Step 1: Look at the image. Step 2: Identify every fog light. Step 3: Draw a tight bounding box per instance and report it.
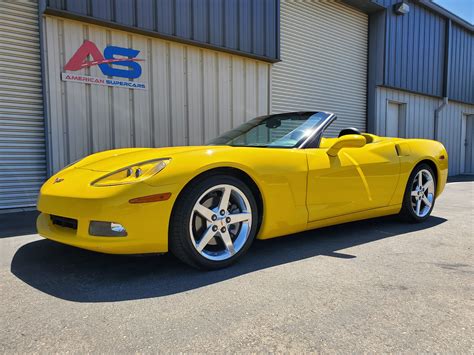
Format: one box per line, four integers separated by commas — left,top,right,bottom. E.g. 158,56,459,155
89,221,127,237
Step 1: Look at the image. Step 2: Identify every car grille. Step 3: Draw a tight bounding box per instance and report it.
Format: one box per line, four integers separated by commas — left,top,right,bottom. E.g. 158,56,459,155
50,215,78,230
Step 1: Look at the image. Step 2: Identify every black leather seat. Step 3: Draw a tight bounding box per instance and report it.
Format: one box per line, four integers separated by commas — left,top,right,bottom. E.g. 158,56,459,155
338,127,361,137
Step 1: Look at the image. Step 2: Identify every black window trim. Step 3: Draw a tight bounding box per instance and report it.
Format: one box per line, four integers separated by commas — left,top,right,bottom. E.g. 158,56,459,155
298,113,337,149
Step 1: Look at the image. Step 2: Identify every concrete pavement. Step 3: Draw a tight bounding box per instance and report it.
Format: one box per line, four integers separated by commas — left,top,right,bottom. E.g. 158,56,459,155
0,180,473,352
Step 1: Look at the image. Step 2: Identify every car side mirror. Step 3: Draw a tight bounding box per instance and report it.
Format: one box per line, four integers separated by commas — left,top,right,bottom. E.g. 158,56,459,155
326,135,366,157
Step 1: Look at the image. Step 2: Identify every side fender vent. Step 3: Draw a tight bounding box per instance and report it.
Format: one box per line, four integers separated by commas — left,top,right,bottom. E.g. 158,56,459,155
395,144,401,156
395,143,411,157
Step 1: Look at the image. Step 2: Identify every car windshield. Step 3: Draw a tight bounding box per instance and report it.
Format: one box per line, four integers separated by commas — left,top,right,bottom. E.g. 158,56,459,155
208,112,331,148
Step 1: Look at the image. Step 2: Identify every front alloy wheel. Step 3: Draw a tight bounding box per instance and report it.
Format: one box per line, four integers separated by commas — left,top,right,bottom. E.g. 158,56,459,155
189,184,252,261
170,175,258,269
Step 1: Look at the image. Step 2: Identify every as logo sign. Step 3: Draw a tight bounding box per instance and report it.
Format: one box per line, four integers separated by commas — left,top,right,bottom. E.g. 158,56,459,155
64,40,143,79
61,40,146,90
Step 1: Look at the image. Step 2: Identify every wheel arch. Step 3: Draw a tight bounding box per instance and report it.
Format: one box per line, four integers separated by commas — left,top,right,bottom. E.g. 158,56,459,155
404,139,448,197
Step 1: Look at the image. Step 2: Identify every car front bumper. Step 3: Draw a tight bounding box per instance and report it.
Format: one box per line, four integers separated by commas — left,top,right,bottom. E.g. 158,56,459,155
36,170,180,254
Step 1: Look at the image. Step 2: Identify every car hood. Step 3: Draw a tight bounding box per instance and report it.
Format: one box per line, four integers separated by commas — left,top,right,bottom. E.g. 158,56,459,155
75,146,219,172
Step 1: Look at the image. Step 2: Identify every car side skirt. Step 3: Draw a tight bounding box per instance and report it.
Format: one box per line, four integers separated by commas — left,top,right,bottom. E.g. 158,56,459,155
257,204,402,240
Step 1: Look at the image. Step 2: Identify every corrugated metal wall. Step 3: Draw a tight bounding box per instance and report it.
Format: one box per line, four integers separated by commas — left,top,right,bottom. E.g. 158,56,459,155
0,0,46,209
448,23,474,104
375,87,474,175
43,16,271,173
367,9,385,134
369,1,473,105
272,0,368,137
44,0,280,62
384,2,446,98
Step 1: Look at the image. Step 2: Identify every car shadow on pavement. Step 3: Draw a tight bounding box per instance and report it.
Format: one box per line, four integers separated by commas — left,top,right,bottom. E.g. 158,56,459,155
11,215,446,303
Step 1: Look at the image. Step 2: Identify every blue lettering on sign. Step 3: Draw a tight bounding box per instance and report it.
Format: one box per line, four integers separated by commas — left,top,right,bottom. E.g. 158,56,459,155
101,46,143,79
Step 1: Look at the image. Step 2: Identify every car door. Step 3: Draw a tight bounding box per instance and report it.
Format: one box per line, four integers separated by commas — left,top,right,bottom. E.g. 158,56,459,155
305,138,400,222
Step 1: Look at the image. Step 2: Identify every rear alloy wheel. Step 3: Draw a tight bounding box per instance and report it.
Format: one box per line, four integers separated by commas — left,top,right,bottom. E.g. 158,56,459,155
170,175,258,269
400,164,436,222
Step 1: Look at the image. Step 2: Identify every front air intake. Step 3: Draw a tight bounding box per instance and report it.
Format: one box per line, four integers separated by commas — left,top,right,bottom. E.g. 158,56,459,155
50,215,78,230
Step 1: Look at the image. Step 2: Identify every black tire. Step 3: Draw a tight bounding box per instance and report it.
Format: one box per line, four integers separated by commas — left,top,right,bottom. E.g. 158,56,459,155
169,174,259,270
399,163,437,223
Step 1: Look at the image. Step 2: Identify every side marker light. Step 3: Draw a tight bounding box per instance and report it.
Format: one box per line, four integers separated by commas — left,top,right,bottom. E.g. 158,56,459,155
129,193,172,204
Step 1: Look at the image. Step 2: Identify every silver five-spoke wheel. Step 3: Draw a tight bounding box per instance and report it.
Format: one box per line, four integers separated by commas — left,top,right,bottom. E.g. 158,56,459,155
189,184,252,261
410,169,435,218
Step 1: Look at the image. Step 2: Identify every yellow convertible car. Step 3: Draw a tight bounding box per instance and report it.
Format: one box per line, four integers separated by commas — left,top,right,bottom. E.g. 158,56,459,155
37,112,448,269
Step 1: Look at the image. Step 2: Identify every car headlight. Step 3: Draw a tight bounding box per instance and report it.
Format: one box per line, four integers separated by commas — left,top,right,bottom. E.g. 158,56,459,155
91,159,170,187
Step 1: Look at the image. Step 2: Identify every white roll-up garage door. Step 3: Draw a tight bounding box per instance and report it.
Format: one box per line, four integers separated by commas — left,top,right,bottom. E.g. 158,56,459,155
272,0,368,137
0,0,46,210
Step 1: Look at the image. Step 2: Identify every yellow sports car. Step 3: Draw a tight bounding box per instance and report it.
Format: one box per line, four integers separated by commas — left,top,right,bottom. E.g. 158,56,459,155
37,112,448,269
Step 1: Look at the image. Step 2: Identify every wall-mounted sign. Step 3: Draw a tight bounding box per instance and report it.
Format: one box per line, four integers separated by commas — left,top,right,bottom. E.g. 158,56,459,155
61,40,146,90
